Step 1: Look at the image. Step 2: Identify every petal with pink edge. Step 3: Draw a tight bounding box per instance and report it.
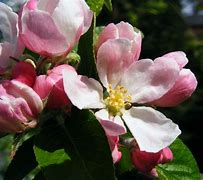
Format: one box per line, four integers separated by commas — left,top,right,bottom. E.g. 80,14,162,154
95,23,118,51
97,39,135,88
122,107,181,152
52,0,83,44
33,75,53,100
20,10,67,56
151,69,197,107
9,80,43,115
95,109,126,136
63,69,105,109
163,51,188,69
116,21,142,61
121,58,179,104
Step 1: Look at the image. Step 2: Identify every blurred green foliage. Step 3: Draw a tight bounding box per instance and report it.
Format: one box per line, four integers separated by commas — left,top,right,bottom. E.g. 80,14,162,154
0,135,13,179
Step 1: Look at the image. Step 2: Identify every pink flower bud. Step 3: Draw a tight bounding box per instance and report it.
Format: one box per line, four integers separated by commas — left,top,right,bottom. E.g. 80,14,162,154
34,65,74,109
96,21,142,61
0,80,43,133
11,61,36,87
151,52,197,107
0,3,24,73
158,147,173,164
19,0,93,57
131,147,173,174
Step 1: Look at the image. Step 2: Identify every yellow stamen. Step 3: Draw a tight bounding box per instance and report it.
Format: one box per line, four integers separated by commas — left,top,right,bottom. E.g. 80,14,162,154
105,85,132,116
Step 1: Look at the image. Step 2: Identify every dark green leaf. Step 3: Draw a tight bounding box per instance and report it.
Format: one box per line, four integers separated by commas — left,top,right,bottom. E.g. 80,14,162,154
78,15,97,78
4,137,38,180
33,171,46,180
104,0,112,11
116,146,133,175
86,0,104,15
34,108,116,180
156,138,200,180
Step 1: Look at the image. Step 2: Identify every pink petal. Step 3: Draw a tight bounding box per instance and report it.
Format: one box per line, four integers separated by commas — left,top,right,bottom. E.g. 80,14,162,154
37,0,59,14
131,146,173,173
0,42,15,69
158,147,173,164
63,68,105,109
0,3,18,43
95,109,126,136
116,21,142,61
0,80,43,133
107,135,122,163
46,65,73,109
95,23,118,52
121,58,180,103
97,39,135,88
151,69,197,107
20,9,68,56
122,107,181,152
12,62,36,87
0,3,24,70
52,0,93,44
131,148,161,173
96,22,142,61
33,75,53,100
10,80,43,115
163,51,188,69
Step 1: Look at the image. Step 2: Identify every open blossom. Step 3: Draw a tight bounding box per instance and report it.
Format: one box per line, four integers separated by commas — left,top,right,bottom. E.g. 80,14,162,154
19,0,93,57
34,65,74,109
0,80,43,133
131,147,173,176
63,37,182,152
0,2,24,73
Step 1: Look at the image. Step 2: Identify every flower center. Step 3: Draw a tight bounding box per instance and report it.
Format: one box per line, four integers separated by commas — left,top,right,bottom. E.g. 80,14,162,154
105,85,132,116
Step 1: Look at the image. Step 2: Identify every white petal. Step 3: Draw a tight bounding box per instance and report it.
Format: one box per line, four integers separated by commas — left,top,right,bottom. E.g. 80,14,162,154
95,109,126,136
121,58,179,103
97,39,135,88
0,2,18,43
122,107,181,152
52,0,93,45
63,68,105,109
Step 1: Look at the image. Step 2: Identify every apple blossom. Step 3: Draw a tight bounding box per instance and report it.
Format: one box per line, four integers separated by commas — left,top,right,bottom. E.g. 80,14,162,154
0,80,43,133
34,64,74,109
63,38,182,153
151,51,197,107
0,2,24,73
19,0,93,57
95,21,142,61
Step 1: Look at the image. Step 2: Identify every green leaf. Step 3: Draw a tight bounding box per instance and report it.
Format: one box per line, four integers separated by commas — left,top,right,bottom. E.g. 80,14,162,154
34,108,116,180
34,148,71,167
78,15,98,79
116,146,134,175
156,138,200,180
104,0,112,11
86,0,104,15
4,137,38,180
